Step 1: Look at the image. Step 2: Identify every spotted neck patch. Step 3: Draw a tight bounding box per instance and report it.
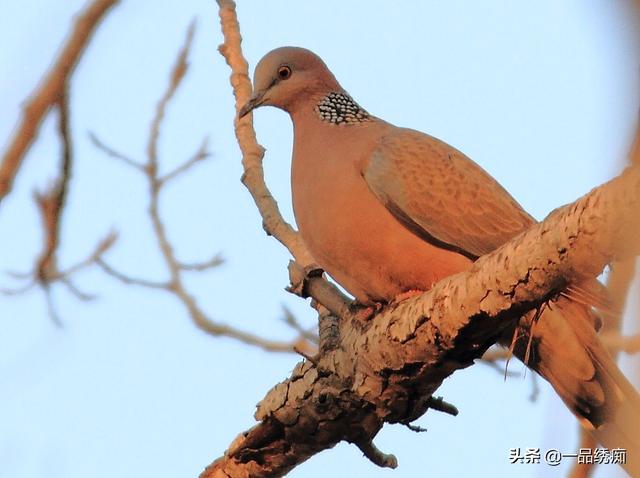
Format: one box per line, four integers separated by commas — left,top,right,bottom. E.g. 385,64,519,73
315,92,371,124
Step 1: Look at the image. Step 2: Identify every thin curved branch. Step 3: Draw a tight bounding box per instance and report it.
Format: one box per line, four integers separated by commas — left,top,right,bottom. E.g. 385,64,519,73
216,0,314,266
0,0,119,205
93,22,310,355
33,84,72,284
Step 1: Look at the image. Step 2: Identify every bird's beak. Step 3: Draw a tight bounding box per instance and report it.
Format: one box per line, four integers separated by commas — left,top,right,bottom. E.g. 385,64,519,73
238,90,268,118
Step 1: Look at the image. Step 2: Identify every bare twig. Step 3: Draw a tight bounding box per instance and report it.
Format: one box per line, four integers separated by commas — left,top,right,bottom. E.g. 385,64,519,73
282,305,319,344
2,233,115,293
57,233,117,277
93,22,308,354
44,288,62,327
159,137,211,185
293,345,319,366
216,0,314,266
96,258,169,289
59,276,96,301
0,281,35,296
427,396,459,416
88,132,144,171
34,84,72,284
404,423,428,433
144,23,195,287
2,82,115,322
0,0,119,205
148,20,195,178
354,439,398,469
178,254,224,272
1,232,116,317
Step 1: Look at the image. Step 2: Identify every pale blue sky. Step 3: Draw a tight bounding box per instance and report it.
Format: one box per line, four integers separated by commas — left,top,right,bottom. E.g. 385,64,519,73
0,1,638,477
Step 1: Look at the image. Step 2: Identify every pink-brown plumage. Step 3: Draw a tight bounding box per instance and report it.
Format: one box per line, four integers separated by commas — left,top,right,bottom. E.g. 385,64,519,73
240,47,640,445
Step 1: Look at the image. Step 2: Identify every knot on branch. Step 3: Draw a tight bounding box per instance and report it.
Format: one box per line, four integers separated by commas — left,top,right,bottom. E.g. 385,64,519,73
286,260,324,298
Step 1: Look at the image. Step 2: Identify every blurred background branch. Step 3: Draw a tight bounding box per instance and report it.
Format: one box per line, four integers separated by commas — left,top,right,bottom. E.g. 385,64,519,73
0,0,119,205
0,14,118,322
92,21,313,354
569,122,640,478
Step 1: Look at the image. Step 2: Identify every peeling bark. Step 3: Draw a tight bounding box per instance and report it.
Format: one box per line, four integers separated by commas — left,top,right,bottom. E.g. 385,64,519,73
202,161,639,477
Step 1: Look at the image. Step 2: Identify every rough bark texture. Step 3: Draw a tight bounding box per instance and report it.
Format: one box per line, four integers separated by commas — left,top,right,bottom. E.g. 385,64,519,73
210,2,640,476
202,162,639,477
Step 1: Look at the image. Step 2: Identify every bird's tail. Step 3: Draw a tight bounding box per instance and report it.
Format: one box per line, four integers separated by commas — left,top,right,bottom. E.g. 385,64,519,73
504,296,640,477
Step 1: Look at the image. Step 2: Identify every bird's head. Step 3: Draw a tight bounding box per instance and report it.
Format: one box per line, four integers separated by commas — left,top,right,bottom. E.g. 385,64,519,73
239,47,341,117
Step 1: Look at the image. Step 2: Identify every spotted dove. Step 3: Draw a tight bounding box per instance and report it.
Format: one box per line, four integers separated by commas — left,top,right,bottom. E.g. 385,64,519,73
239,47,640,465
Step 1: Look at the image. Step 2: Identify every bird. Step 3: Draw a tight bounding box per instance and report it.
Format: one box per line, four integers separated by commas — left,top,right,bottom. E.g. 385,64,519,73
239,46,640,471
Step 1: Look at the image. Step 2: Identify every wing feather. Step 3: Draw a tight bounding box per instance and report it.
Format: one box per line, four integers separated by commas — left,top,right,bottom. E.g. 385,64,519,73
364,127,534,258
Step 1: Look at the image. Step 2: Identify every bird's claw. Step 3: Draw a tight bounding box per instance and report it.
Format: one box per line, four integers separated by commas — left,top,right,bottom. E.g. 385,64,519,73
349,301,383,321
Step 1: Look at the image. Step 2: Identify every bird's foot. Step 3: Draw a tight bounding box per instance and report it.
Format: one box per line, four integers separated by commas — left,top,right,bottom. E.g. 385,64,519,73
349,301,383,321
391,289,425,304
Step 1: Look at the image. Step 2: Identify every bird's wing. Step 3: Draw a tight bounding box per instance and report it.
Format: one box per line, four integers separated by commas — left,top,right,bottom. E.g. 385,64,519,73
363,127,534,259
363,127,615,315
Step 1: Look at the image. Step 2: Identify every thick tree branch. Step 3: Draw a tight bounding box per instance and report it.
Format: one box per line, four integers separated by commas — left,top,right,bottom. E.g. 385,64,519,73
0,0,119,206
203,163,640,477
210,2,640,476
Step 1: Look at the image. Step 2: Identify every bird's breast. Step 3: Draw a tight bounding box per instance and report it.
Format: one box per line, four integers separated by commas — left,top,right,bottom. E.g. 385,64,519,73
290,120,472,304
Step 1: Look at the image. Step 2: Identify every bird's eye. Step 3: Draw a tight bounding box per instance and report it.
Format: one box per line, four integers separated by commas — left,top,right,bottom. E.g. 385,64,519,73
278,66,292,80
